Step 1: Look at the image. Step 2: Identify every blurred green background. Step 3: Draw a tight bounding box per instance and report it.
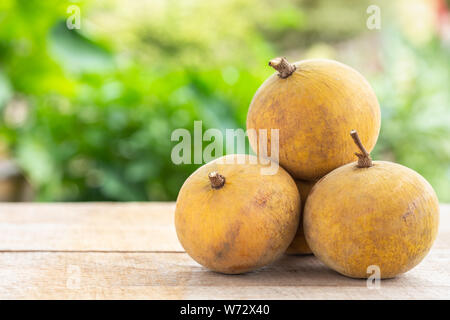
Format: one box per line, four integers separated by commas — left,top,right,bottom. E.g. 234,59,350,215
0,0,449,202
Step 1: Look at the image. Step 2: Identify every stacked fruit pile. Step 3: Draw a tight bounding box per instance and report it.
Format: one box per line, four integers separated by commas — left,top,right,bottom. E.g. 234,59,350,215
175,57,439,279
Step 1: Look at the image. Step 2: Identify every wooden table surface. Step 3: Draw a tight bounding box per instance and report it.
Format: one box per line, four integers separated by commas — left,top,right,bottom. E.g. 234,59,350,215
0,202,449,299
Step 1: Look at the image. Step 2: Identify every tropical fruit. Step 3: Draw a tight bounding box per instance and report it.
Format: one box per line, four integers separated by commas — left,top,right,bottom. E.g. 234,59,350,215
286,179,316,255
175,154,300,274
247,57,381,180
303,131,440,278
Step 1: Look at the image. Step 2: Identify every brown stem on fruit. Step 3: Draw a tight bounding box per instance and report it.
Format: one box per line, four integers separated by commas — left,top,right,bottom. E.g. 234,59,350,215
350,130,373,168
208,171,226,189
269,57,296,79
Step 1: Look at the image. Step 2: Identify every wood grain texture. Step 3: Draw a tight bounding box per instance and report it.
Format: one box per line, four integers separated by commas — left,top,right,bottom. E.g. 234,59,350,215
0,202,182,251
0,203,449,299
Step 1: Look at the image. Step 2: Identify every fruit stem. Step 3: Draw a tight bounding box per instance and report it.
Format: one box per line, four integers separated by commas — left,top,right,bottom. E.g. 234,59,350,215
269,57,296,79
350,130,373,168
208,171,226,189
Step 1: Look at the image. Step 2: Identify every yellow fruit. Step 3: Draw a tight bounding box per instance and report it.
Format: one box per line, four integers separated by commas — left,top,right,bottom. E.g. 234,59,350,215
304,131,440,278
286,179,316,255
175,154,300,274
246,57,381,180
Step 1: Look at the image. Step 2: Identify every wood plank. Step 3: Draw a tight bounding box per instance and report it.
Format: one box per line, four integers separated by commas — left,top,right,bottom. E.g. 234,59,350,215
0,203,449,299
0,202,182,252
1,249,449,299
0,203,449,252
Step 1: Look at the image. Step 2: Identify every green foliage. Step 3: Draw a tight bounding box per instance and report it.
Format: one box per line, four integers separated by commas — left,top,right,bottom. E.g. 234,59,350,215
0,0,449,202
0,0,276,201
371,31,450,201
